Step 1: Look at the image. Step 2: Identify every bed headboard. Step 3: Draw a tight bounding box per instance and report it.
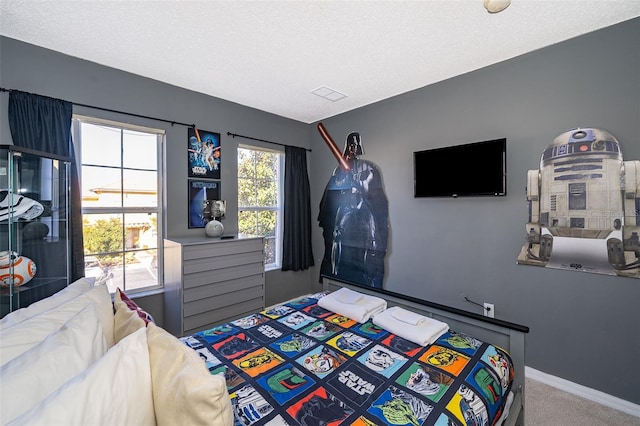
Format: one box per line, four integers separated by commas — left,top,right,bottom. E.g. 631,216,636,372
322,276,528,426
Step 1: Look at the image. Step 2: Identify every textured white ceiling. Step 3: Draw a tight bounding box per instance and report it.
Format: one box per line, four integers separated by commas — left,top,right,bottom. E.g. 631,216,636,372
1,1,639,123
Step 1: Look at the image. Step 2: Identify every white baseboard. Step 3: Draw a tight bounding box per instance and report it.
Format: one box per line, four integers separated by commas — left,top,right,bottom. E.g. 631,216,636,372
525,366,640,418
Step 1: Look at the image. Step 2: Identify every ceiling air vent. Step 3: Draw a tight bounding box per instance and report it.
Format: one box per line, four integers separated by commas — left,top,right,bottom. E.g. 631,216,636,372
311,86,347,102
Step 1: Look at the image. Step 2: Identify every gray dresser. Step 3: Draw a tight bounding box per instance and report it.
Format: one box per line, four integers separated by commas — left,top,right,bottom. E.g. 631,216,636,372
163,235,265,336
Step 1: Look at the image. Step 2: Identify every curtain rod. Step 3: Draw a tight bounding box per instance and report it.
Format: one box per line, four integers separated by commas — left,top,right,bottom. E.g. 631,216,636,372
1,88,313,152
0,87,196,128
227,131,312,152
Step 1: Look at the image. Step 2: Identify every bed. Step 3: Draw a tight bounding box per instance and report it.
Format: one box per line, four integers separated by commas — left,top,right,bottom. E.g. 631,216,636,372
322,277,528,426
0,276,527,426
178,276,528,426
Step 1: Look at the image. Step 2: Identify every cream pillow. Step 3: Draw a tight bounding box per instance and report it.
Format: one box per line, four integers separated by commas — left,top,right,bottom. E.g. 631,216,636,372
7,328,155,426
113,289,146,343
115,287,155,324
0,284,115,365
0,278,92,330
147,322,233,426
0,303,107,423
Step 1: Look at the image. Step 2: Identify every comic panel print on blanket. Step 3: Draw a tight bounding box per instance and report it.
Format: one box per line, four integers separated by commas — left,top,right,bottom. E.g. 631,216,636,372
179,292,515,426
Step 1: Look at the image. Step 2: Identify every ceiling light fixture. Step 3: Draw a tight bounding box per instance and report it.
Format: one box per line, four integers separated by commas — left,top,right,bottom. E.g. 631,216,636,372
311,86,347,102
484,0,511,13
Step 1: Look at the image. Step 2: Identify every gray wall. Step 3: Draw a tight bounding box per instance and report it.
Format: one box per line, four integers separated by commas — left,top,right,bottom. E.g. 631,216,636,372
0,36,313,324
1,17,638,404
309,18,640,404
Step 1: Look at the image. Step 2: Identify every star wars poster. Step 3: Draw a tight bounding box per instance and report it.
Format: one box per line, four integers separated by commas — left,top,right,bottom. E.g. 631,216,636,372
188,179,220,228
516,127,640,278
317,123,389,289
188,127,221,179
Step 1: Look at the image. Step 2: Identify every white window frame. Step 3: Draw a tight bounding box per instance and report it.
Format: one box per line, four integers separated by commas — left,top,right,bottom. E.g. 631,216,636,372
72,115,165,294
237,144,284,271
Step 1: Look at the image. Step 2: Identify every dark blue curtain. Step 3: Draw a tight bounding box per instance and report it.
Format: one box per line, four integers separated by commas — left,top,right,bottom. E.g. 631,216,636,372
8,91,85,280
282,145,314,271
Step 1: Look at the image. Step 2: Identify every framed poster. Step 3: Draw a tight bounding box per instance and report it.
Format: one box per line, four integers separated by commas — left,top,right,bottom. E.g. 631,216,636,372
188,127,221,179
188,179,221,228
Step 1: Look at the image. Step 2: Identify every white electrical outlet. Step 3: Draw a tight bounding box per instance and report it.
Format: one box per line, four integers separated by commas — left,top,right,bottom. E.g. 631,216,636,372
484,303,495,318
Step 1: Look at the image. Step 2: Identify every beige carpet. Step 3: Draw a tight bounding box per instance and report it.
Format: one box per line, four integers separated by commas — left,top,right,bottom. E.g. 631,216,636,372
525,377,640,425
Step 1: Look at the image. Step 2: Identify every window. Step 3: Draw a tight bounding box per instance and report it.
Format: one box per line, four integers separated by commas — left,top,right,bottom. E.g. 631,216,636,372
237,145,284,270
72,117,164,294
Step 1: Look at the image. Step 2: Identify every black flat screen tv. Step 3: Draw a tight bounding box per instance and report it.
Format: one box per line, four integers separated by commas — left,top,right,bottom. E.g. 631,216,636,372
414,138,506,198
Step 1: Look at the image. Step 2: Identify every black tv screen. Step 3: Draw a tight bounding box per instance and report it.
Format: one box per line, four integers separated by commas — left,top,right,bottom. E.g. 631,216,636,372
414,138,506,197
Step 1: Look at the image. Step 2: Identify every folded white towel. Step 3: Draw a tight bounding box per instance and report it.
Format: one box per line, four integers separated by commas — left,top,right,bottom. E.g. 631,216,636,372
335,288,363,304
391,308,427,326
318,288,387,323
373,306,449,346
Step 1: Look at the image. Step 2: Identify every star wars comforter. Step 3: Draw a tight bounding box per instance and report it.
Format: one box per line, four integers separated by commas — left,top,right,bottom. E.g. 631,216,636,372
180,292,515,426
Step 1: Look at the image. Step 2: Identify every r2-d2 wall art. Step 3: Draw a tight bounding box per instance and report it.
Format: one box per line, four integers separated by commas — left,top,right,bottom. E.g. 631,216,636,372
516,127,640,277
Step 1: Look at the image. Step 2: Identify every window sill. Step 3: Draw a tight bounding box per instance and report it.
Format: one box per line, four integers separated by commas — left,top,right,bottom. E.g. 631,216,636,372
125,287,164,299
265,264,280,272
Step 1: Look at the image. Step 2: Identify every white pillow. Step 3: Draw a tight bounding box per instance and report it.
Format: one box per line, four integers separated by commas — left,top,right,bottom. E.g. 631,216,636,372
7,327,155,426
78,284,115,348
0,303,108,423
0,284,115,365
0,278,92,330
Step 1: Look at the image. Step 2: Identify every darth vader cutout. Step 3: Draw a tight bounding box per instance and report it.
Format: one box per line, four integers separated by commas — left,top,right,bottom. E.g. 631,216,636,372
317,124,389,288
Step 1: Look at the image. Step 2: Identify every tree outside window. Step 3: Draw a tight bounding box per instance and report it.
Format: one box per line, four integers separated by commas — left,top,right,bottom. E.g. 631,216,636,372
73,118,163,293
237,145,283,269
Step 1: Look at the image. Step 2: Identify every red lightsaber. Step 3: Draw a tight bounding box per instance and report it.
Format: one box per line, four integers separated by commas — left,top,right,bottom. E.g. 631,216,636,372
317,122,350,171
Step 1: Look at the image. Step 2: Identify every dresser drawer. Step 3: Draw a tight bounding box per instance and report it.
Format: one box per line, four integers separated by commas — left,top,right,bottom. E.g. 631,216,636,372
163,236,265,336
